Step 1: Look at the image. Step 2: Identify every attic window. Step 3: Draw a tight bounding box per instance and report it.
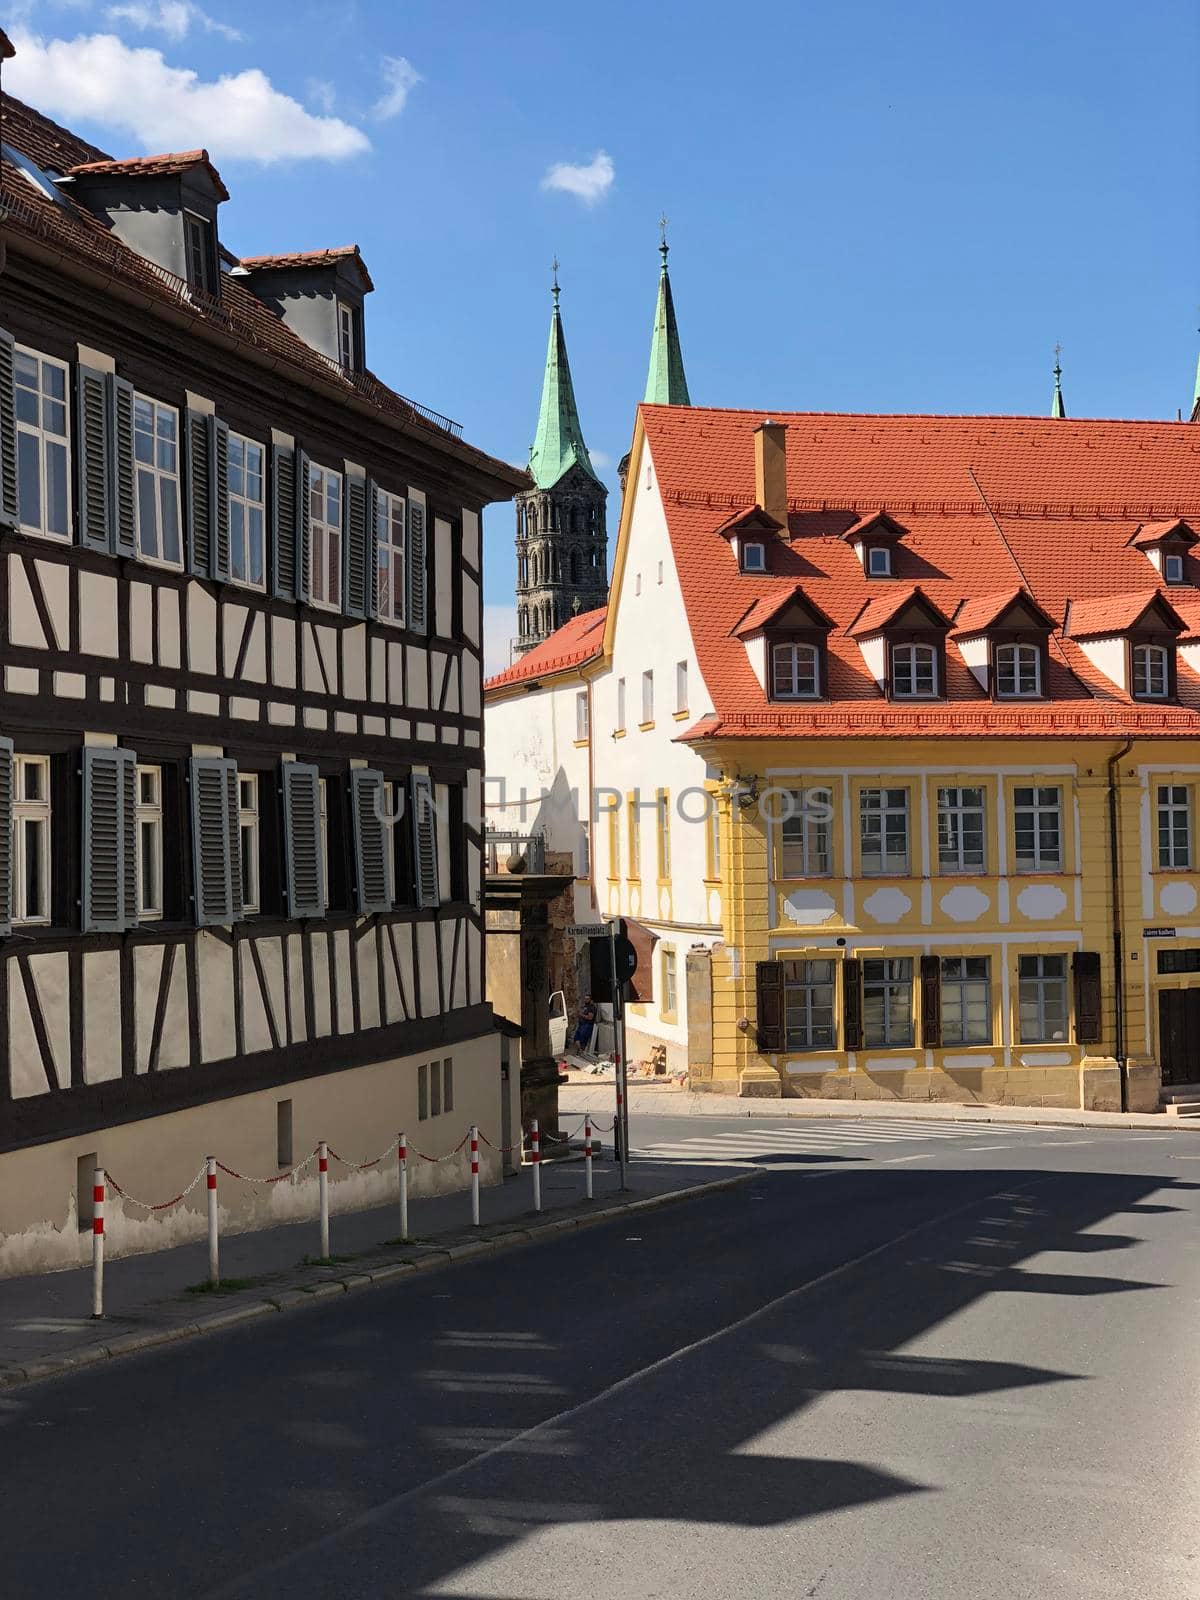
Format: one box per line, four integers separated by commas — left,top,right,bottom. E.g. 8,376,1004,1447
1131,642,1172,700
184,212,217,297
867,546,891,577
1164,553,1185,584
742,542,766,573
338,302,359,372
891,642,939,698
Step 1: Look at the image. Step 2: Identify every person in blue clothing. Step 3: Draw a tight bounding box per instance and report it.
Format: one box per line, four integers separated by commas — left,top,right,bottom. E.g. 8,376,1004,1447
572,995,597,1052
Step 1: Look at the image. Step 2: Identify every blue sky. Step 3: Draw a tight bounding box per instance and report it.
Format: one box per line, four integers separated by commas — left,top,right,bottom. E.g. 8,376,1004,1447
8,0,1199,673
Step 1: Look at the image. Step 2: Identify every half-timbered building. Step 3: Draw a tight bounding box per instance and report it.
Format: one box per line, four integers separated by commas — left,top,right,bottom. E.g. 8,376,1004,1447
0,89,526,1273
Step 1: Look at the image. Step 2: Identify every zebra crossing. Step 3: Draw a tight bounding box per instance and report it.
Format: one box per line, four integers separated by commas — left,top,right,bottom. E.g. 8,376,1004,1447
632,1118,1031,1167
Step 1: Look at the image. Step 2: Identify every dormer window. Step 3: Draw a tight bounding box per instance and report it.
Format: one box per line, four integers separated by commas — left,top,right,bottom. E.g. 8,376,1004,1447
995,642,1042,698
184,211,217,296
338,302,361,372
891,642,938,698
867,546,891,577
1164,553,1185,584
742,542,766,572
1132,642,1171,699
772,642,820,699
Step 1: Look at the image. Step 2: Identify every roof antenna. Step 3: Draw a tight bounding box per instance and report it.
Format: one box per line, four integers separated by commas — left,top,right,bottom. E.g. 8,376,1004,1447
1051,342,1066,419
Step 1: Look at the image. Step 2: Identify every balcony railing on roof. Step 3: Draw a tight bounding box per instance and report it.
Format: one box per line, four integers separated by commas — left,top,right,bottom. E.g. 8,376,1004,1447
484,830,546,874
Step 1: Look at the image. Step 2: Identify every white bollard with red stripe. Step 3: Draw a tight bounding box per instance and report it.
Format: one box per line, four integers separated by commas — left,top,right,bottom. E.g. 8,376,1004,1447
206,1155,219,1285
531,1119,542,1213
584,1113,593,1201
91,1166,105,1318
470,1125,480,1227
398,1132,409,1242
318,1141,330,1258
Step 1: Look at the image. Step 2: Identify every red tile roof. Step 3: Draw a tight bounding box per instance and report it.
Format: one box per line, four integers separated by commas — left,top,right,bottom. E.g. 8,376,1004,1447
849,584,950,637
1129,517,1196,548
67,149,230,202
734,584,835,638
1,94,109,172
951,586,1056,635
842,510,908,542
636,405,1200,739
485,607,607,691
241,245,374,293
1066,589,1187,638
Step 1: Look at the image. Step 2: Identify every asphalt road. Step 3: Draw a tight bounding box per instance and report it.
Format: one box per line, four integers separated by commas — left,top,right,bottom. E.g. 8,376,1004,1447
2,1113,1198,1599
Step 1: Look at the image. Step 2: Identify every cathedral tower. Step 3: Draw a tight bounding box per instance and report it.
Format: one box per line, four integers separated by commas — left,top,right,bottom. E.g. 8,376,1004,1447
513,269,608,655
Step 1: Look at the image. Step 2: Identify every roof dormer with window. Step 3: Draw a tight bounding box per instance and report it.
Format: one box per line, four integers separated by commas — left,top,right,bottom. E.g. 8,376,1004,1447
843,509,908,577
1067,589,1187,701
714,505,784,574
951,587,1056,699
850,585,951,699
734,584,834,701
1129,518,1196,586
240,246,373,373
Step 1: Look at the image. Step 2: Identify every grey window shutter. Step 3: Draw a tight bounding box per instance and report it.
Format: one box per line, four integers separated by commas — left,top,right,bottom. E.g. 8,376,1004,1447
211,418,231,582
271,442,297,599
295,449,312,603
282,760,324,918
406,500,427,634
82,747,137,933
365,479,379,619
343,475,367,618
0,329,18,527
0,738,13,935
351,767,391,913
190,756,242,925
184,408,213,577
109,375,138,557
411,773,440,909
76,366,112,553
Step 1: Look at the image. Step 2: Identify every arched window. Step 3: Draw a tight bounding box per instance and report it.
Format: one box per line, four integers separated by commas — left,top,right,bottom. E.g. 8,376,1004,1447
994,642,1041,697
528,505,537,535
891,642,939,698
771,642,821,699
1132,642,1171,699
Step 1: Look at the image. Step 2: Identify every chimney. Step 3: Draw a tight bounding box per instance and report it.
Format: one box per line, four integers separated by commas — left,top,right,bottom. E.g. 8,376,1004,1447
754,420,788,534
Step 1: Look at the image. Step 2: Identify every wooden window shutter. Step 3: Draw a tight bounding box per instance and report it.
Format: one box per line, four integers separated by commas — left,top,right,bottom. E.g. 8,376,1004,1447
189,756,242,925
365,479,379,619
842,957,863,1049
184,408,214,577
109,375,138,557
0,328,18,527
211,417,231,582
271,442,297,599
0,738,14,934
351,767,390,913
406,500,427,634
82,747,137,933
410,773,440,908
1073,950,1102,1044
343,476,367,618
75,366,112,553
919,953,941,1048
755,960,784,1051
282,760,324,918
295,449,312,603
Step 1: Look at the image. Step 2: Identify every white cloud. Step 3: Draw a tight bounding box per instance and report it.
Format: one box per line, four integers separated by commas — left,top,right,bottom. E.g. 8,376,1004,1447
589,448,612,469
483,604,518,681
307,77,336,115
372,55,420,121
540,150,614,206
106,1,242,43
8,30,370,163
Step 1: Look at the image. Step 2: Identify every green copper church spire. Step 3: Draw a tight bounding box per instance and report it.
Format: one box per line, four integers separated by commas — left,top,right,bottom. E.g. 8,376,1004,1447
643,218,691,406
1050,343,1066,419
528,261,600,491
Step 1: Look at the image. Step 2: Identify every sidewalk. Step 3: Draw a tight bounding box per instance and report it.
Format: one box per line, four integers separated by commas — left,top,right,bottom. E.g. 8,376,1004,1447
559,1080,1200,1131
0,1140,748,1390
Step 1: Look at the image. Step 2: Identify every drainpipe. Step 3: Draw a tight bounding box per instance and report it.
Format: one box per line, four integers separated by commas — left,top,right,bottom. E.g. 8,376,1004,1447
1107,737,1134,1111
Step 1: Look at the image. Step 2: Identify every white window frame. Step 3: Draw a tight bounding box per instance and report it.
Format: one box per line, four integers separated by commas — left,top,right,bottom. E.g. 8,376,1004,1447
1132,642,1170,699
862,957,914,1047
741,542,766,572
937,786,986,873
338,302,357,372
308,464,343,612
228,432,266,592
867,545,891,576
772,641,820,699
14,345,71,542
662,948,678,1017
641,670,654,725
941,955,991,1045
576,690,590,741
783,958,836,1050
656,789,671,879
1158,784,1191,870
375,488,406,626
238,774,260,915
860,787,910,876
616,678,626,733
1013,785,1063,870
13,754,51,926
779,787,831,878
675,660,688,713
1163,552,1185,584
995,642,1041,698
133,394,183,569
891,642,938,698
1018,954,1068,1043
183,210,216,296
136,764,163,921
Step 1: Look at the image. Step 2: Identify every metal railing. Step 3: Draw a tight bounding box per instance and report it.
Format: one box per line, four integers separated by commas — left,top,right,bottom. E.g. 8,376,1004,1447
484,830,546,873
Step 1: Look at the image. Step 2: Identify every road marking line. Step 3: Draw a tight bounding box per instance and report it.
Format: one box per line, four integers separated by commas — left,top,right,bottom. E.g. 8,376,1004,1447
198,1171,1050,1600
1035,1139,1094,1146
881,1152,935,1163
963,1144,1007,1150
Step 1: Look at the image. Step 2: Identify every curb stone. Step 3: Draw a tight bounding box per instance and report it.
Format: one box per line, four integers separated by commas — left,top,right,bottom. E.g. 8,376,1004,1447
0,1171,755,1393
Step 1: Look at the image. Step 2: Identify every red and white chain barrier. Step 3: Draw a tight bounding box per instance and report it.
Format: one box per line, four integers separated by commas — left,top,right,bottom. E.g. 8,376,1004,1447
398,1131,409,1242
206,1156,219,1285
91,1167,105,1318
470,1126,481,1227
318,1141,330,1259
530,1119,542,1214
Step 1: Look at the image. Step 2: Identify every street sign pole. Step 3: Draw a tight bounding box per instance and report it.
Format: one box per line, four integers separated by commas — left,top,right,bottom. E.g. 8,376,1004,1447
609,921,629,1189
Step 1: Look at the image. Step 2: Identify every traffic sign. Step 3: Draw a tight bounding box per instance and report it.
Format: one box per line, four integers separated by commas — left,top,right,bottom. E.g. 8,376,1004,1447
566,923,608,937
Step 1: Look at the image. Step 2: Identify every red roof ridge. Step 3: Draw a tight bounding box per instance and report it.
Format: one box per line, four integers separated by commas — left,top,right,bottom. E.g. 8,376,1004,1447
241,244,374,291
640,402,1199,427
484,607,607,691
67,149,230,201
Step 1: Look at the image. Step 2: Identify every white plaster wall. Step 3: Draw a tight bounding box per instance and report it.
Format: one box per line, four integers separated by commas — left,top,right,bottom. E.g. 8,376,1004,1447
958,635,988,688
1078,635,1127,692
858,635,886,689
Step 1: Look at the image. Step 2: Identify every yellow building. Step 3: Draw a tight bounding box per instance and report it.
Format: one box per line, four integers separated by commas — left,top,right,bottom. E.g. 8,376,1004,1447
489,401,1200,1111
